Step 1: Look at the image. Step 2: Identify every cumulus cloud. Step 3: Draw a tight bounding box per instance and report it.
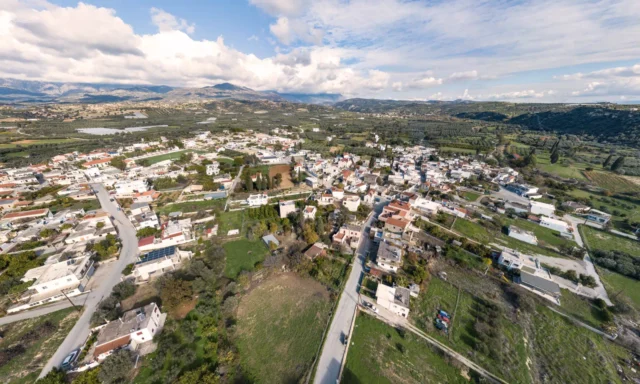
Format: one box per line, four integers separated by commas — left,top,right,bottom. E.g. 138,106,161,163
270,16,323,45
406,74,443,89
0,2,387,96
150,7,195,35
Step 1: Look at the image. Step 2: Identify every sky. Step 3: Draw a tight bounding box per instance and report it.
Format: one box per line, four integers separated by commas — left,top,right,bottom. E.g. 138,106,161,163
1,0,640,102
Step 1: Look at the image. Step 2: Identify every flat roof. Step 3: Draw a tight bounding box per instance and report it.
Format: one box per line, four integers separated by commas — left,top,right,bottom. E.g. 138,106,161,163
520,270,560,295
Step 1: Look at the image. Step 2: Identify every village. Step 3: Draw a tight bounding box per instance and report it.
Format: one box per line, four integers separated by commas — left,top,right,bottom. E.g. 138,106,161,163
0,126,627,381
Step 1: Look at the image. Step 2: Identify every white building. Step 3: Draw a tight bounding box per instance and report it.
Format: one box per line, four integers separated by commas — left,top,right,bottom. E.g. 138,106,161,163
303,206,317,220
22,255,94,295
206,162,220,176
133,246,193,282
342,195,361,212
540,216,570,234
376,241,403,272
508,226,538,245
93,302,166,360
247,193,269,207
376,284,410,318
114,179,149,198
279,200,297,219
529,201,555,217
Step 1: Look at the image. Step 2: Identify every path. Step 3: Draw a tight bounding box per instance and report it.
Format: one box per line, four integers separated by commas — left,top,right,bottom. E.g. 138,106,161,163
38,184,139,378
313,203,383,384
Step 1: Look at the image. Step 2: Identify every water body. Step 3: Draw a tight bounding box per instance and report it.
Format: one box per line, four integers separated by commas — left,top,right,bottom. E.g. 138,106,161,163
77,125,168,135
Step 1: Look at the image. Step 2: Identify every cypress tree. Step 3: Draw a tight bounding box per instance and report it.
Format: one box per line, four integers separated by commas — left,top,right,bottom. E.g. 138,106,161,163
611,156,625,172
602,154,613,168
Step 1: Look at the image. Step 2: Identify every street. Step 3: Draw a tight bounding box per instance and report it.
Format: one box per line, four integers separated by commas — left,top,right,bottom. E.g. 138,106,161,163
38,184,139,378
313,203,382,384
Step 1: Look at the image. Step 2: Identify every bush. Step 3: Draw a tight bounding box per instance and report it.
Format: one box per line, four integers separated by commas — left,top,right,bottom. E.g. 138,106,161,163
98,349,133,384
112,280,136,300
122,263,134,276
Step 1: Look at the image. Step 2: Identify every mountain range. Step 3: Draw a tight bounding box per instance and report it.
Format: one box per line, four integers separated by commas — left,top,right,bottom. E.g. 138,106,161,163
0,79,343,105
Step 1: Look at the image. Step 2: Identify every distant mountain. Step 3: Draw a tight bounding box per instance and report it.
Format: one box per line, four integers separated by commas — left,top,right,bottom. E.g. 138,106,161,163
0,78,343,105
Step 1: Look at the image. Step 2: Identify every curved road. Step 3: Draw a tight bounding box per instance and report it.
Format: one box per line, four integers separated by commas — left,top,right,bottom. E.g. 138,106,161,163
38,184,138,378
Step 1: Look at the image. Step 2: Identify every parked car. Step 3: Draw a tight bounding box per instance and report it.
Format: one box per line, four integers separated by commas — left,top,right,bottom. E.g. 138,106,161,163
60,348,80,371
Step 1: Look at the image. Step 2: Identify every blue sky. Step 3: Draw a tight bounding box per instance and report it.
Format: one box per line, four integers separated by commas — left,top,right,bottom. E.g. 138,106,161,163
1,0,639,102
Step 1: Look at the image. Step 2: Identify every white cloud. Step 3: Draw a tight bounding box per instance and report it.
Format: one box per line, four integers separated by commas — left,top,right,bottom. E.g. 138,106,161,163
485,89,553,100
406,74,443,89
248,35,259,42
392,82,403,91
269,16,323,45
249,0,308,17
0,2,387,96
150,7,195,35
448,70,478,81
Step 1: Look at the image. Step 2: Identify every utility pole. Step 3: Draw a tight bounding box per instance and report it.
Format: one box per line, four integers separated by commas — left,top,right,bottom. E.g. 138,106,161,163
61,290,81,312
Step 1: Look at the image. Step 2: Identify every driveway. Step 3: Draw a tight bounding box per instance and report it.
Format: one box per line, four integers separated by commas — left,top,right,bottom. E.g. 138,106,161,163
38,184,139,378
313,203,383,384
490,187,530,205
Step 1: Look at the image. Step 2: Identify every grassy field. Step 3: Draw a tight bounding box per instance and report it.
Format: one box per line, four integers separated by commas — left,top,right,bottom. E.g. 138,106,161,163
530,305,623,384
453,218,567,258
411,278,529,383
0,308,79,383
581,225,640,258
598,267,640,309
569,189,640,233
438,146,477,154
155,198,226,215
344,313,469,384
558,290,606,329
459,190,481,201
503,217,578,250
235,274,331,384
223,238,269,278
217,209,247,236
140,150,194,165
584,171,640,193
0,138,81,148
536,153,589,180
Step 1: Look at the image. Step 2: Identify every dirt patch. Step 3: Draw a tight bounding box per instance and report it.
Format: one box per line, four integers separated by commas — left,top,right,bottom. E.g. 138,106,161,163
269,164,294,189
11,140,35,145
172,298,197,319
121,283,160,311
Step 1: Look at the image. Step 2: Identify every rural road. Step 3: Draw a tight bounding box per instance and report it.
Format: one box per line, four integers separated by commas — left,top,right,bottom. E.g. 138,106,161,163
38,184,139,378
314,203,382,384
0,296,85,326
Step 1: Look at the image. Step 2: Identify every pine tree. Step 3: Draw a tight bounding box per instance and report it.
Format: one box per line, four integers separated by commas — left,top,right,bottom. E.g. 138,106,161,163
550,149,559,164
610,156,625,172
602,154,613,168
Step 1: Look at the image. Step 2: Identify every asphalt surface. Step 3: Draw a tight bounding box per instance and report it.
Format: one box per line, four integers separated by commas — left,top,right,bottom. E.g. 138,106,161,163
314,204,382,384
0,296,84,326
38,184,139,378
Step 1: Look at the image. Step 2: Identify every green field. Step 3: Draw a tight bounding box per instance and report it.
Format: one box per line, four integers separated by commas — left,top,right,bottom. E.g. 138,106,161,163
156,198,226,215
141,150,195,165
558,290,607,329
536,153,589,180
584,171,640,194
581,225,640,258
438,146,477,154
411,278,529,383
236,274,331,383
0,308,79,383
453,218,567,258
531,305,623,384
344,313,468,384
223,238,269,278
459,190,481,201
503,217,578,250
0,138,81,149
217,209,247,236
598,267,640,309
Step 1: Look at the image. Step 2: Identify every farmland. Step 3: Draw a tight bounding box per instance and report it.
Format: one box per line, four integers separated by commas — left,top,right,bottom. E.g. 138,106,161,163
140,150,195,165
411,277,529,383
235,273,331,384
581,226,640,258
223,238,269,278
535,153,589,180
344,313,469,384
584,171,640,193
0,308,79,383
269,164,294,189
0,138,81,148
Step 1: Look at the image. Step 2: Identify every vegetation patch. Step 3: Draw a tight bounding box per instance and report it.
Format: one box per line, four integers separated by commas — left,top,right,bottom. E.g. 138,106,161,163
344,312,469,384
235,273,330,384
0,308,79,383
584,171,640,193
223,238,269,278
581,226,640,258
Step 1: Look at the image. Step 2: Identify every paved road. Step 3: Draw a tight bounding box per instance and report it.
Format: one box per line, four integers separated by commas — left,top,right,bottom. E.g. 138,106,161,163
0,297,85,326
314,205,382,384
38,184,139,378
